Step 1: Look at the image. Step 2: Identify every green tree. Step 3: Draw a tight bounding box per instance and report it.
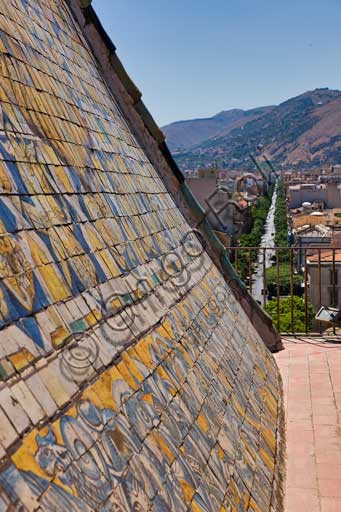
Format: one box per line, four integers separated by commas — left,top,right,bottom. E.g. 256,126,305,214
265,264,303,297
265,296,314,332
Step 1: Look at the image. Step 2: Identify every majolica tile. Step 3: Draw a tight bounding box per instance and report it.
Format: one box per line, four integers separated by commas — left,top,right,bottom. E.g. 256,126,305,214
0,0,283,510
223,475,249,512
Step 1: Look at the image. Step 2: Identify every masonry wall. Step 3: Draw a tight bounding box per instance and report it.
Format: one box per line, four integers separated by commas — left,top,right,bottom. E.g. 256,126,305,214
0,1,283,510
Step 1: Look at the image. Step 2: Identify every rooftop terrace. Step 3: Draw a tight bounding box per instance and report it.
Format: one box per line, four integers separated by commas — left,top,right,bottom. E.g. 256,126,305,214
276,337,341,512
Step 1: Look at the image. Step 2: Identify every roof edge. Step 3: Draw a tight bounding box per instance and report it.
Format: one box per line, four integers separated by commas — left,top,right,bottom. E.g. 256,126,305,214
73,0,185,184
66,0,282,354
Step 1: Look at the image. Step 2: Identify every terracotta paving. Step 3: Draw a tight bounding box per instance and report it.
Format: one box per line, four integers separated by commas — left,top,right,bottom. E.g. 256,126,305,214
275,337,341,512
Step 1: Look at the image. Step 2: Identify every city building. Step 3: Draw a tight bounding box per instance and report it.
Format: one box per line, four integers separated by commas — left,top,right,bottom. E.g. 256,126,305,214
307,249,341,313
295,224,332,268
283,166,341,187
287,170,341,209
290,208,341,231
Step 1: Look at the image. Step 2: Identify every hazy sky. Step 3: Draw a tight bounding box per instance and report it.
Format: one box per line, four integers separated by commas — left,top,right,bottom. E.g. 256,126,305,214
92,0,341,126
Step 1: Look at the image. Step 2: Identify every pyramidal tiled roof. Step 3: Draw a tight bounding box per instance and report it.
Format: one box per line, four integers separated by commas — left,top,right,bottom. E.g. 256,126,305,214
0,1,284,510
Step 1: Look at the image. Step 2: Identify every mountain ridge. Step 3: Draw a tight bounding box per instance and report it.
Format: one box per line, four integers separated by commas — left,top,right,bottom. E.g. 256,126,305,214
162,88,341,170
163,105,274,152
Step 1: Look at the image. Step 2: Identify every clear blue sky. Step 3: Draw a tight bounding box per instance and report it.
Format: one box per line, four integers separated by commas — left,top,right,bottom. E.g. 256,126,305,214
93,0,341,127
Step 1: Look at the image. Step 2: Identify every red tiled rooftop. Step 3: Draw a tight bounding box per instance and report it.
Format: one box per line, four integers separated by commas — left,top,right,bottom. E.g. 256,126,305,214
275,337,341,511
238,199,248,208
308,249,341,263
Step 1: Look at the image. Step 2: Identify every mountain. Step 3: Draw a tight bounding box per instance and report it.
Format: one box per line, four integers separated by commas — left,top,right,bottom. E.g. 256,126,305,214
162,106,273,151
162,89,341,171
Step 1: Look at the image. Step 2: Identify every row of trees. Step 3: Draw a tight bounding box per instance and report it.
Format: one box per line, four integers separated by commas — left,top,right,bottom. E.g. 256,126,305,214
274,179,290,262
236,186,274,280
264,179,313,332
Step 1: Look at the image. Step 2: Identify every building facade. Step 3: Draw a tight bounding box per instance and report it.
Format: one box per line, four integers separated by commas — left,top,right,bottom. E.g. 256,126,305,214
307,250,341,313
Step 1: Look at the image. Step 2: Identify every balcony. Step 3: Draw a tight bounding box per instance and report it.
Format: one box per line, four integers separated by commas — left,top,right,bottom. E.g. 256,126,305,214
227,245,341,335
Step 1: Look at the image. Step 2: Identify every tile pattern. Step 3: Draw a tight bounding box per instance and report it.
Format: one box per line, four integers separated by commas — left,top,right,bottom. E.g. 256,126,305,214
0,0,282,510
276,337,341,512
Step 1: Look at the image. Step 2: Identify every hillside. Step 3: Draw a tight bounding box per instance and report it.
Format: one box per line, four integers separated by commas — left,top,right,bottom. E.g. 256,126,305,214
163,88,341,170
163,106,273,151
